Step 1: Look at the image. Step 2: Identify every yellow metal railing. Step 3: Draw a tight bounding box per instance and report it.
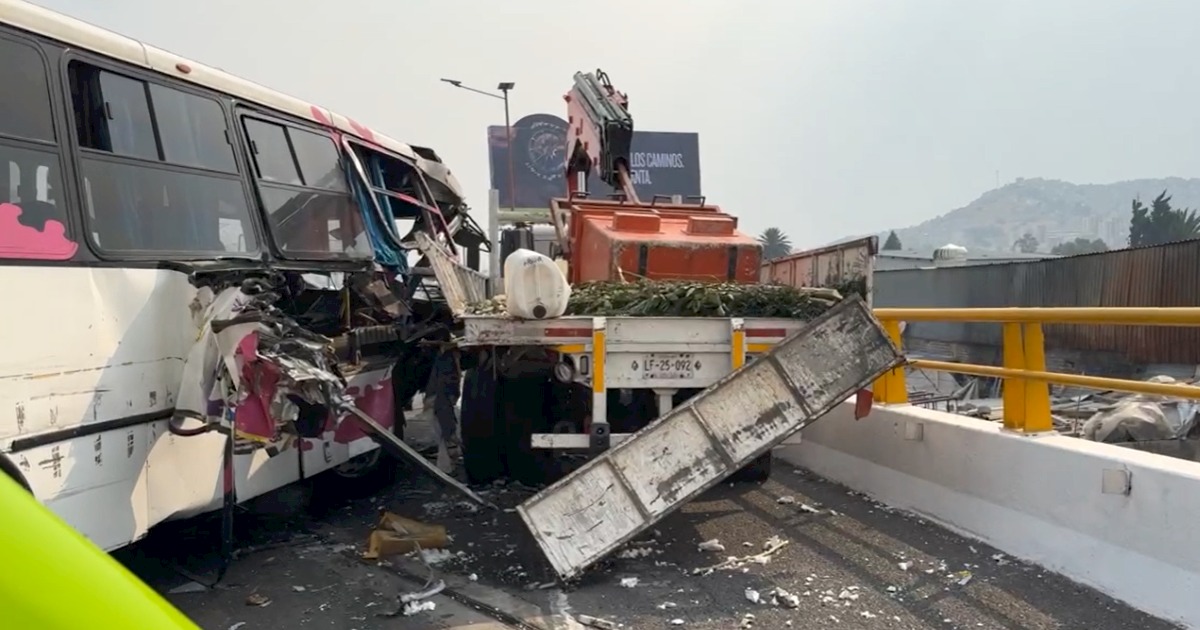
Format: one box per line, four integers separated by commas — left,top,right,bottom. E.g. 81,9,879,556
871,308,1200,433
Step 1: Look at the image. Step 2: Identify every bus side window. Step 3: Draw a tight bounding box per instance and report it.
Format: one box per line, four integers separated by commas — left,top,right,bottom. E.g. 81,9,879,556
68,61,258,256
0,36,76,260
243,118,365,258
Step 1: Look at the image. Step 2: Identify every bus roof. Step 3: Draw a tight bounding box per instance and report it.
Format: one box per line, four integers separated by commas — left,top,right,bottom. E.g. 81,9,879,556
0,0,465,202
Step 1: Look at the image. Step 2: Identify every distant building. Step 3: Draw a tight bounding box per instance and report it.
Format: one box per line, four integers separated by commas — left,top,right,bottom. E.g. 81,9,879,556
876,244,1056,271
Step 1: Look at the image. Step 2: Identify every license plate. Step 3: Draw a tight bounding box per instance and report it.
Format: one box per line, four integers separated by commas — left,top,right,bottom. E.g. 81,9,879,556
637,353,698,380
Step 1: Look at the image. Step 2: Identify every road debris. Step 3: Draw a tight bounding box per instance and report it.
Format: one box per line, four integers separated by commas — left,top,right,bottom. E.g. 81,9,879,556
167,581,206,594
692,537,790,575
777,495,796,505
799,503,821,514
401,600,436,616
619,577,639,588
768,587,801,608
745,587,761,603
228,623,246,630
698,539,726,552
244,593,270,607
362,512,448,560
578,613,620,630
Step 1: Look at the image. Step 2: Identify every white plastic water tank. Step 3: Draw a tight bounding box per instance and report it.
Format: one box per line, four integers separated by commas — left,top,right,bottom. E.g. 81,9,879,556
503,248,571,320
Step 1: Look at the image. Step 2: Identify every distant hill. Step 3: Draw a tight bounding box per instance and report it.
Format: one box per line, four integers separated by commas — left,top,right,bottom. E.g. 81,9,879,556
870,177,1200,254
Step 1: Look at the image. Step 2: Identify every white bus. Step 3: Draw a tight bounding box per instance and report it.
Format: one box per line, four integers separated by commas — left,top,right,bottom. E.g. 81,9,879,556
0,0,479,551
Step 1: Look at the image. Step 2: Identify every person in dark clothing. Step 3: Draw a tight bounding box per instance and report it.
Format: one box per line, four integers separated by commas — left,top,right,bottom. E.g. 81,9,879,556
426,345,462,471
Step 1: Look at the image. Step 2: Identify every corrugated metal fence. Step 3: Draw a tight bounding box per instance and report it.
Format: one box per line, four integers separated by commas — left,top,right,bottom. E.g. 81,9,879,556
875,239,1200,365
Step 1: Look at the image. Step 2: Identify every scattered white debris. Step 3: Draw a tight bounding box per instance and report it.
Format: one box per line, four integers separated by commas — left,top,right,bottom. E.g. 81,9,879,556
578,614,619,630
670,619,685,626
744,588,761,604
886,585,898,593
837,589,859,601
168,581,206,594
799,503,821,513
692,537,790,575
954,570,973,586
698,539,726,552
992,553,1010,566
617,546,659,559
898,561,912,571
401,600,436,616
777,495,796,504
419,548,455,565
768,588,800,608
657,601,678,610
619,577,640,588
228,623,246,630
468,573,478,582
860,611,878,619
292,585,306,592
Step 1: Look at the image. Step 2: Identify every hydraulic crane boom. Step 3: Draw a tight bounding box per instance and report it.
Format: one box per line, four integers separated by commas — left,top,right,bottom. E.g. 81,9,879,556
564,69,637,202
551,68,763,285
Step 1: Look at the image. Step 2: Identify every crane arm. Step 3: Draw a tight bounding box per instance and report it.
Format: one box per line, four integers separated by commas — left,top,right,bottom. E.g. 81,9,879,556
563,69,637,201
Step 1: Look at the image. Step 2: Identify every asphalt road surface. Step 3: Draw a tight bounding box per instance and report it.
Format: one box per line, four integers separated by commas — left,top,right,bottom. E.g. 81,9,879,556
116,448,1179,630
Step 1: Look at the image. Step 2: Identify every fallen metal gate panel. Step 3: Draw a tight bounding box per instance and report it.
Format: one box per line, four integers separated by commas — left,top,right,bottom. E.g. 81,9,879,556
516,296,903,579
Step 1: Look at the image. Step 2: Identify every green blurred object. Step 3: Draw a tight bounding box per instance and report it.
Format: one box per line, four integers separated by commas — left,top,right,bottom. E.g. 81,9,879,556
0,472,199,629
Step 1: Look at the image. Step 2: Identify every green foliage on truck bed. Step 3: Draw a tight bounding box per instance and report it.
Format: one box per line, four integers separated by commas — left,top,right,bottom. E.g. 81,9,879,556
563,280,842,319
465,278,870,319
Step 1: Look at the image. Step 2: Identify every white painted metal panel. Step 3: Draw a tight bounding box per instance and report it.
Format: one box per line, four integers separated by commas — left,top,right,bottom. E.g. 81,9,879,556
517,296,902,579
416,232,488,316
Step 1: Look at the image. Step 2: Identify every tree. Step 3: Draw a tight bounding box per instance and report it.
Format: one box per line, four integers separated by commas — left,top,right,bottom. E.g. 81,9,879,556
1130,190,1200,247
882,230,902,250
1050,238,1108,256
758,227,793,260
1012,232,1039,253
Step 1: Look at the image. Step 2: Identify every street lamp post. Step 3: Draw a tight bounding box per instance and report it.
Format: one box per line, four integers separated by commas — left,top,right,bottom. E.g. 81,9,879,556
441,78,517,291
440,78,518,214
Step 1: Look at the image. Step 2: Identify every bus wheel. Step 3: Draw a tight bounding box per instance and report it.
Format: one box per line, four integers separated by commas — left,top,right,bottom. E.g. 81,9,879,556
310,412,403,511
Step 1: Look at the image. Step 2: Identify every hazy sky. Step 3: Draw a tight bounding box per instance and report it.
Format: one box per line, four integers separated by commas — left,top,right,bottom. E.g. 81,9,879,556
32,0,1200,249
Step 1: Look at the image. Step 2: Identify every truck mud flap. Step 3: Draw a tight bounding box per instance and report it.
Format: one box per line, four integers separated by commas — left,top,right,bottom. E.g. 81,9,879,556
515,296,903,579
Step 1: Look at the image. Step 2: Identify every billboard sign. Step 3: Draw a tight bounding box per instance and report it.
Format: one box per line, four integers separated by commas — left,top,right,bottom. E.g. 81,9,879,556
487,113,701,221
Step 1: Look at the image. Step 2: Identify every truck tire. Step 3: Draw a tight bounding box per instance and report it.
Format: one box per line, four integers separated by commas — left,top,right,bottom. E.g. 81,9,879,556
730,451,773,483
461,364,505,485
497,375,555,487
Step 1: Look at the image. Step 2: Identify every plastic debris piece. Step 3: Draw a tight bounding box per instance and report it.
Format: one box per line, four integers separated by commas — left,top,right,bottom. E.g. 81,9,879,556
578,614,619,630
619,577,639,588
698,539,726,552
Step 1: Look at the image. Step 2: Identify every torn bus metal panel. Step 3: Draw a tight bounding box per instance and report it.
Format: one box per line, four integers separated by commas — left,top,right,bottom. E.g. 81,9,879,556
516,296,903,579
416,231,490,316
171,270,490,507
